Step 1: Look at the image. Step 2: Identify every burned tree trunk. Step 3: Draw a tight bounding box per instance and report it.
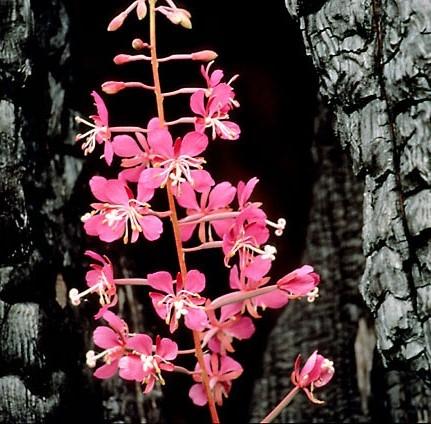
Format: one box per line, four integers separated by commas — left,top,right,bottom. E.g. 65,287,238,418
0,0,100,422
252,0,431,422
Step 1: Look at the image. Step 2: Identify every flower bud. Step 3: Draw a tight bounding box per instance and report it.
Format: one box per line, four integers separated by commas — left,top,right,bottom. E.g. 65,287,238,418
132,38,148,50
136,0,147,20
107,12,126,32
191,50,218,62
113,54,132,65
102,81,126,94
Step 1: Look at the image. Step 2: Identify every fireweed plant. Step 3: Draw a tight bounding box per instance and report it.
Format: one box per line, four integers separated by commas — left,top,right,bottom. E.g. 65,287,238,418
70,1,334,422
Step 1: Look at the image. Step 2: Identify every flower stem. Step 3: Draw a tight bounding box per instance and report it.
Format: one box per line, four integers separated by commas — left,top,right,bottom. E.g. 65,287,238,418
260,386,300,423
148,2,219,422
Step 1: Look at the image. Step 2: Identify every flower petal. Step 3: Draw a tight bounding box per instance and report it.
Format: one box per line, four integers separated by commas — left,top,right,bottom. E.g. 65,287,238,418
112,135,141,157
127,334,153,355
180,131,208,157
93,326,119,349
185,270,206,293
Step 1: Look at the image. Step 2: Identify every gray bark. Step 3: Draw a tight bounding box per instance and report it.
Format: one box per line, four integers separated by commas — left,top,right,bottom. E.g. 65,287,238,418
0,0,92,422
0,1,162,422
252,0,431,421
285,0,431,377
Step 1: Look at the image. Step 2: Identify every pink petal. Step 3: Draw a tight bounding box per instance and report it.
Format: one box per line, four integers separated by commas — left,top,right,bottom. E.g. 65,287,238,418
211,219,233,240
148,128,174,157
227,316,255,340
300,351,318,382
254,290,289,309
180,131,208,157
127,334,153,355
147,117,161,131
190,170,215,192
112,135,141,157
147,271,174,293
139,167,167,189
93,326,118,349
238,177,259,208
219,355,243,375
104,141,114,165
105,179,129,204
94,360,118,379
184,308,208,331
244,256,272,281
189,383,207,406
219,303,242,321
157,338,178,360
98,220,126,242
85,269,100,287
119,165,146,183
175,182,199,210
180,222,197,242
190,90,207,116
83,214,104,236
91,91,108,125
85,250,105,263
118,355,145,381
139,215,163,241
103,311,127,334
207,182,236,210
185,270,206,293
137,183,155,203
149,292,168,320
89,176,109,202
229,266,241,290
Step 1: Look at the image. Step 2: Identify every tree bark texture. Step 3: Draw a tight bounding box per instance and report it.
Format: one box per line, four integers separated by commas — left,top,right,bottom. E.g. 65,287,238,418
251,0,431,422
284,0,431,378
0,1,163,423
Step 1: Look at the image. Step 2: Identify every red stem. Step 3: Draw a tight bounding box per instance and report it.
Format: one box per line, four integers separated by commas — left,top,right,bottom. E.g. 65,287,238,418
148,2,220,422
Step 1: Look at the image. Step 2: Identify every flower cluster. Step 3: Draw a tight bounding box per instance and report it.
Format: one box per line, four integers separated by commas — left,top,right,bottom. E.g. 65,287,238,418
70,0,333,421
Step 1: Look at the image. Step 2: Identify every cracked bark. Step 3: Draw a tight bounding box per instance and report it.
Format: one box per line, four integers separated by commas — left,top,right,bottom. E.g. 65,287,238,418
252,0,431,422
0,1,161,422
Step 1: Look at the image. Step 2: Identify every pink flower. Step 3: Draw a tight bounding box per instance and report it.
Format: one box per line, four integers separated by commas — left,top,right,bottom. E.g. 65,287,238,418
222,206,273,266
176,180,236,242
139,122,213,192
237,177,260,209
147,270,208,333
189,353,243,406
277,265,320,301
200,61,239,109
75,91,114,165
113,133,153,182
82,176,163,243
229,256,289,318
191,90,241,141
202,304,255,355
118,334,178,394
69,250,118,319
86,311,129,379
291,351,334,404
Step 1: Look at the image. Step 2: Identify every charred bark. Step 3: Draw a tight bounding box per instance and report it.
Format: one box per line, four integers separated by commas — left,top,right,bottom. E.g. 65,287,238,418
0,1,162,422
252,0,431,422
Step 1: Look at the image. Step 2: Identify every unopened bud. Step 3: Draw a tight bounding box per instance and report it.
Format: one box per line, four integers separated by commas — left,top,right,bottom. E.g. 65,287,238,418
191,50,218,62
102,81,126,94
166,9,192,29
114,54,132,65
132,38,148,50
107,12,126,32
179,12,192,29
136,0,147,20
